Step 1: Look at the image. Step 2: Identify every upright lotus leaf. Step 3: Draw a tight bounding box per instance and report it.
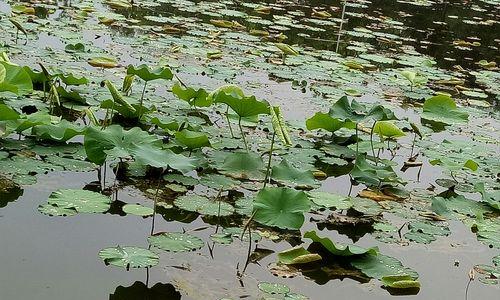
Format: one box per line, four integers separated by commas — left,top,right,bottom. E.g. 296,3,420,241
219,151,265,179
304,230,378,256
131,144,198,174
421,95,468,125
0,104,19,120
351,253,419,280
270,106,292,146
277,246,322,265
306,112,354,133
475,183,500,211
127,64,173,82
275,43,299,55
104,80,136,113
350,154,404,187
172,82,211,107
45,189,111,213
271,159,317,188
209,85,270,117
32,120,86,142
99,246,159,269
372,121,405,139
84,125,159,165
0,62,33,95
88,56,119,68
253,187,311,230
59,73,89,86
148,232,204,252
175,129,211,150
13,111,54,133
328,96,368,123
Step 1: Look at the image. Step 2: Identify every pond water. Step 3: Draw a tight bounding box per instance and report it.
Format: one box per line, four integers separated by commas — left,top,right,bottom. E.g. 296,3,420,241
0,0,499,299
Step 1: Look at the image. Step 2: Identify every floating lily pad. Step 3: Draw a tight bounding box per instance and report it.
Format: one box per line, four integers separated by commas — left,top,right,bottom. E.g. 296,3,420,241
99,246,159,269
174,195,234,216
122,204,154,216
44,189,111,214
257,282,290,295
148,232,204,253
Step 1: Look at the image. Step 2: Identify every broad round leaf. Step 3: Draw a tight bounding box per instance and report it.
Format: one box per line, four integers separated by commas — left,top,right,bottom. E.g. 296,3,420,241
148,232,204,252
46,189,111,213
122,204,154,216
174,195,234,216
127,64,173,82
257,282,290,294
304,230,378,256
421,95,468,125
253,187,311,230
99,246,159,269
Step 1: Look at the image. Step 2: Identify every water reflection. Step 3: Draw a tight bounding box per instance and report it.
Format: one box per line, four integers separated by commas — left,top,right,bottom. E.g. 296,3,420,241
110,281,181,300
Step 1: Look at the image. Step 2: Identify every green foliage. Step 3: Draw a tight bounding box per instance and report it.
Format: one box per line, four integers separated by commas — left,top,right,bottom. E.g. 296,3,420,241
99,246,159,269
175,129,211,149
253,187,311,230
172,82,211,107
127,64,173,82
209,85,269,117
0,62,33,94
421,95,468,125
41,189,111,214
372,121,405,139
304,230,378,256
148,232,204,252
270,106,292,146
350,154,404,187
277,246,322,265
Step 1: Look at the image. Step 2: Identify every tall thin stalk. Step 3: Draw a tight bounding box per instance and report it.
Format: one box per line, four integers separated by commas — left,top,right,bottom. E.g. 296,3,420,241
138,81,147,118
263,133,276,188
149,178,162,236
225,106,235,138
336,0,348,53
238,117,249,151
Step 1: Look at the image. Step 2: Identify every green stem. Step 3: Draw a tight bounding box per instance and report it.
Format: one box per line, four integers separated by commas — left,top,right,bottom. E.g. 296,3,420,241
370,121,377,165
225,106,235,138
239,117,249,152
355,123,359,159
138,81,147,118
264,132,276,188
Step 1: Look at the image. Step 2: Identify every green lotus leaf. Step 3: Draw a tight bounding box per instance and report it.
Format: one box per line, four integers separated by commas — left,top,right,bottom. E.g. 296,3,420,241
148,232,204,252
209,85,269,117
271,159,317,188
104,80,136,113
306,112,354,133
174,195,234,216
122,204,154,216
0,156,62,175
304,230,378,256
0,104,19,121
175,129,210,149
351,197,383,215
45,189,111,214
0,63,5,82
351,253,419,280
88,56,119,68
307,191,352,209
210,233,233,245
275,43,299,55
58,73,89,86
0,61,33,95
381,275,421,289
38,203,77,217
171,82,211,107
350,154,403,187
64,43,85,53
253,187,310,230
372,121,405,139
475,183,500,211
431,195,493,218
45,156,97,172
32,120,86,142
199,173,239,189
219,151,265,180
257,282,290,295
131,144,198,174
99,246,159,269
277,246,322,265
127,64,173,82
84,125,159,165
421,95,468,125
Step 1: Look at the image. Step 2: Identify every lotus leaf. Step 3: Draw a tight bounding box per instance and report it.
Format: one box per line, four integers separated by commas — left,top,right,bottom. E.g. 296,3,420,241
148,232,204,252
